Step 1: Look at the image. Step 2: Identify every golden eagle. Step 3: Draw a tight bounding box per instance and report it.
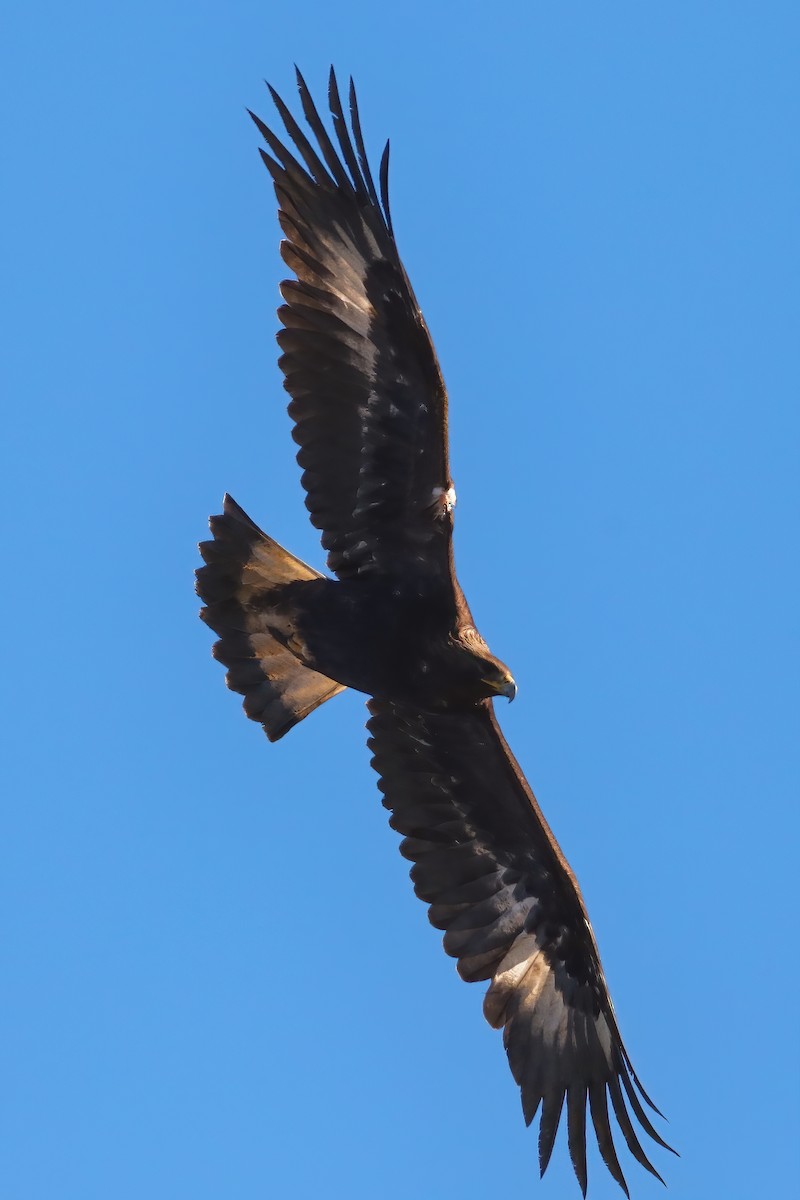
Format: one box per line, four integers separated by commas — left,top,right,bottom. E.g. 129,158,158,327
196,68,674,1195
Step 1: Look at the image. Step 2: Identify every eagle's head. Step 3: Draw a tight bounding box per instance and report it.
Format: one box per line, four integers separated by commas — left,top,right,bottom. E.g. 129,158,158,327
455,626,517,703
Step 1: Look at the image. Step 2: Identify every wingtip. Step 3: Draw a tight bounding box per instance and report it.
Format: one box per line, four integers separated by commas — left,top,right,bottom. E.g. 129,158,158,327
623,1047,667,1119
248,107,271,142
646,1160,668,1186
538,1130,558,1179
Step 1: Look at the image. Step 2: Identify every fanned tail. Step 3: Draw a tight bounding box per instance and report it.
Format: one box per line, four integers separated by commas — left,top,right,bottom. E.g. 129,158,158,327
196,495,344,741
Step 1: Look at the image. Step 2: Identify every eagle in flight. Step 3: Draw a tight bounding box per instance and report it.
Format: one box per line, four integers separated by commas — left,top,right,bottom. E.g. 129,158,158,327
196,68,674,1195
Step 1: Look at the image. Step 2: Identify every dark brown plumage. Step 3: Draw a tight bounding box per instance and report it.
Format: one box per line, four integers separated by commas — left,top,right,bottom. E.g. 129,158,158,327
196,68,673,1194
368,700,674,1195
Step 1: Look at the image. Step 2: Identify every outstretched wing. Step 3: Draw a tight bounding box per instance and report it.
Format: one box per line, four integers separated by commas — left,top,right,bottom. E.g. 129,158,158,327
368,699,674,1197
251,69,457,595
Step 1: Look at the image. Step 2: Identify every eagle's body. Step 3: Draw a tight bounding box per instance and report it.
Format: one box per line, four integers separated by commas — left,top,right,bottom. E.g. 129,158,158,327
284,575,515,708
197,69,673,1196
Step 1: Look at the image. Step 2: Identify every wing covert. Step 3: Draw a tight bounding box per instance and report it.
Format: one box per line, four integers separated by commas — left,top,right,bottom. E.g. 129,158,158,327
367,699,674,1196
252,69,456,593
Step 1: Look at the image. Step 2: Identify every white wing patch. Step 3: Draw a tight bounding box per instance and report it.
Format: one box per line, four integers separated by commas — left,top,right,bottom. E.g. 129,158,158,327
430,484,457,518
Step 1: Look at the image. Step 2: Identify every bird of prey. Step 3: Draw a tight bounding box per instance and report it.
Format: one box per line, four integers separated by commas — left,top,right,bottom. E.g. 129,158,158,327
196,68,674,1195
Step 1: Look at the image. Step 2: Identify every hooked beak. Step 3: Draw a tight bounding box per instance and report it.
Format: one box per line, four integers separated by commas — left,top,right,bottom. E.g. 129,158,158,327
497,675,517,702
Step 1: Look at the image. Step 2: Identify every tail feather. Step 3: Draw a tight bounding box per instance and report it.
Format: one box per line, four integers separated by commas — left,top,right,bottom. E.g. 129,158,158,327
197,495,344,741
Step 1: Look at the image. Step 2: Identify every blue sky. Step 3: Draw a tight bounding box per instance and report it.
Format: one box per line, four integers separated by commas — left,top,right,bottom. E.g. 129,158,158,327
2,3,798,1197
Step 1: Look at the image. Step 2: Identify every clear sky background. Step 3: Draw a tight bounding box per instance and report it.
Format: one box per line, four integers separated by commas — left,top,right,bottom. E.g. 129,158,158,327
2,3,798,1198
